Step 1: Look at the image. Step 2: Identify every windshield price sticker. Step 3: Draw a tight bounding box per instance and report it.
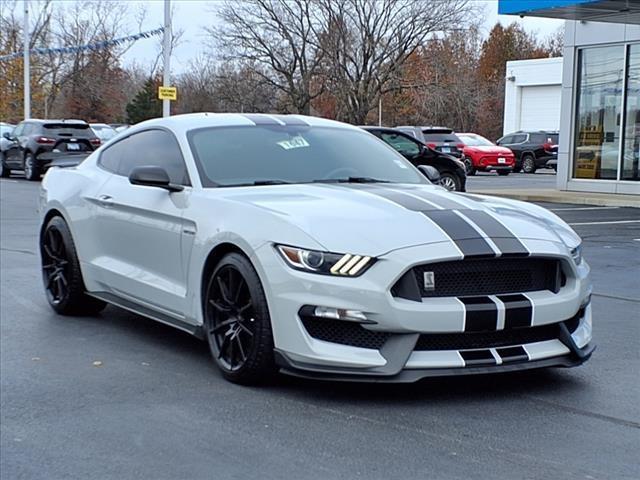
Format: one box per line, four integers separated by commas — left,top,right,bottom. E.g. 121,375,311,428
277,136,310,150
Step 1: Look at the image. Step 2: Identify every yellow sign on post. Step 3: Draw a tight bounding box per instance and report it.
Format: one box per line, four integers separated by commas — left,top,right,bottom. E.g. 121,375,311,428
158,86,177,101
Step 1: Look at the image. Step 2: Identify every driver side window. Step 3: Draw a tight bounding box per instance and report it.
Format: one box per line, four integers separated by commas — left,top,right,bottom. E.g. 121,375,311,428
380,133,421,157
117,130,191,186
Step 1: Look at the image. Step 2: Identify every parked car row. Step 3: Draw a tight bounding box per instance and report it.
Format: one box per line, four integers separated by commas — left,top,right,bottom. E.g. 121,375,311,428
496,130,559,173
0,119,130,180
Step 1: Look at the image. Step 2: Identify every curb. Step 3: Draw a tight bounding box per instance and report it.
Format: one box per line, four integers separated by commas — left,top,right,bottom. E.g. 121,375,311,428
472,190,640,208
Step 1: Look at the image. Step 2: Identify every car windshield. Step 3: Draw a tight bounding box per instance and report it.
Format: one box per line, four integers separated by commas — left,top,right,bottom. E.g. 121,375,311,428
459,135,494,146
188,125,426,187
91,126,117,141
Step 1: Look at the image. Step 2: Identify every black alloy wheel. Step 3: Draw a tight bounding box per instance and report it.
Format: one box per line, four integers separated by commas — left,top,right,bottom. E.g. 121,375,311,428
204,253,275,384
24,152,40,181
42,226,70,306
40,216,106,315
0,153,9,178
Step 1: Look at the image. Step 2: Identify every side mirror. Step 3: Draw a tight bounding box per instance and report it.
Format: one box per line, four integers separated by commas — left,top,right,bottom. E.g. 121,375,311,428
417,165,441,184
129,166,183,192
2,132,12,140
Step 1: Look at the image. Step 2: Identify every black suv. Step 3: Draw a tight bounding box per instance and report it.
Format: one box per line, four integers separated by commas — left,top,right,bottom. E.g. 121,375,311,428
496,130,559,173
1,119,100,180
394,126,464,159
362,126,467,192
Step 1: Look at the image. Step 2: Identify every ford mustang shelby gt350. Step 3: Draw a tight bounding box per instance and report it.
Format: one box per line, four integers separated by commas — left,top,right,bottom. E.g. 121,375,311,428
39,113,594,384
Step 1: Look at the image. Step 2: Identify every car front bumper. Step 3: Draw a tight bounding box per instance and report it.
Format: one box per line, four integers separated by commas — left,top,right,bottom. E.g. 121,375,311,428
253,240,593,382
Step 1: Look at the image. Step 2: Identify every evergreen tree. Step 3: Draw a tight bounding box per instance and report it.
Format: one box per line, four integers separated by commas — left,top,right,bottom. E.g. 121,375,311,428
125,77,162,124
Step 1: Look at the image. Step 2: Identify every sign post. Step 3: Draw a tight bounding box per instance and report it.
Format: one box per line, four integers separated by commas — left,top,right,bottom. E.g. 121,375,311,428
162,0,171,117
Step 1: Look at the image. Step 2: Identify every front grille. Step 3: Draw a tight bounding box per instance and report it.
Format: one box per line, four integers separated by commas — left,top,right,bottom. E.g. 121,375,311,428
300,316,391,350
393,257,563,300
415,315,580,351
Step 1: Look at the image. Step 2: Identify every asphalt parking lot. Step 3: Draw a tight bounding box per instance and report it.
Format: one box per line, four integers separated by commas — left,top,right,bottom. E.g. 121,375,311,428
1,175,639,480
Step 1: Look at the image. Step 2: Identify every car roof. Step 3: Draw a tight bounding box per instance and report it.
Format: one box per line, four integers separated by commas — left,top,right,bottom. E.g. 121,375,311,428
90,123,112,128
395,125,454,133
126,113,362,137
23,119,88,125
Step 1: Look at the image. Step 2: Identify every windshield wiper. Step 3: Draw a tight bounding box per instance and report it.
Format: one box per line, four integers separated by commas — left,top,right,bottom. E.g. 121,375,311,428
252,179,291,186
312,177,392,184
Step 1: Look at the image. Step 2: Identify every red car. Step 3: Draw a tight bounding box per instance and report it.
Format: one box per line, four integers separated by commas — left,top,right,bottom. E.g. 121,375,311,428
457,133,515,176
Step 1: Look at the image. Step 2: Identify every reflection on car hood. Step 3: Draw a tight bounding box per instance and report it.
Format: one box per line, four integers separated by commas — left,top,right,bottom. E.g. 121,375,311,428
214,183,580,257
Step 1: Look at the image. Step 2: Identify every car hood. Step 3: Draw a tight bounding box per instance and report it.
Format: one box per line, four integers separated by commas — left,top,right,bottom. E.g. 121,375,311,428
216,183,580,257
464,146,513,155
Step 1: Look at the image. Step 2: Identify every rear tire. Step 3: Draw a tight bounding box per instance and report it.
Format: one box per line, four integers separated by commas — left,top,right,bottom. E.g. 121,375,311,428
439,172,461,192
0,153,10,178
522,155,536,174
40,216,106,315
24,152,40,181
204,253,276,385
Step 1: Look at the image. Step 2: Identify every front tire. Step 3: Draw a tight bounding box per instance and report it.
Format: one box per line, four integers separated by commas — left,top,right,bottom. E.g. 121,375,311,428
40,216,106,315
464,158,476,176
522,155,536,174
204,253,276,385
24,152,40,181
439,171,461,192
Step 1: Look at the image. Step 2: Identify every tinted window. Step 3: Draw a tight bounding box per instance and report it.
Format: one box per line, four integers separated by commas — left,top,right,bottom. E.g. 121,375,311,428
548,133,559,144
397,128,417,138
12,123,24,136
530,133,547,144
43,123,92,138
512,134,527,143
380,132,421,156
118,130,190,185
188,126,425,187
498,135,513,144
99,138,129,173
422,133,462,143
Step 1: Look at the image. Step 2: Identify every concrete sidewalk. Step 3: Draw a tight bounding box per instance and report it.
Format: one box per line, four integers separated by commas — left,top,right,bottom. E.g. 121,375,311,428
472,188,640,208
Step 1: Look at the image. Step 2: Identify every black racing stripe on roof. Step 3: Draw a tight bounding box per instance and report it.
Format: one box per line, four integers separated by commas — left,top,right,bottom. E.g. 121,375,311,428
271,115,310,126
240,114,282,125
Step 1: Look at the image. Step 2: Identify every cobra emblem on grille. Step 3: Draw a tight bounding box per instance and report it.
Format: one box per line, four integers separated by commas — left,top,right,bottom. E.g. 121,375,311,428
423,271,435,291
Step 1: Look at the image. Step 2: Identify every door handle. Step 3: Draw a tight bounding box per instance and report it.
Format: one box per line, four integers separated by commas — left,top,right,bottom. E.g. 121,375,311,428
97,194,114,207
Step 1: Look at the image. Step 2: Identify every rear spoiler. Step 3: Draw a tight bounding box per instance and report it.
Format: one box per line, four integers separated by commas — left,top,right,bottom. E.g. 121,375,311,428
38,152,91,170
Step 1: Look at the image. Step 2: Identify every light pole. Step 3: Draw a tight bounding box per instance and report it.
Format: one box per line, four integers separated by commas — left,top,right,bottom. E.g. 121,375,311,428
162,0,171,117
23,0,30,119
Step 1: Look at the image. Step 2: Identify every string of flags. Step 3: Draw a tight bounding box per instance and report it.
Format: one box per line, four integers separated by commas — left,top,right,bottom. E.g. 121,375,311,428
0,26,164,62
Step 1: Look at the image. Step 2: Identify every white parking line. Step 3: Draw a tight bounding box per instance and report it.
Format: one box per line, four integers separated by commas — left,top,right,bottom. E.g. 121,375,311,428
568,220,640,226
551,206,620,211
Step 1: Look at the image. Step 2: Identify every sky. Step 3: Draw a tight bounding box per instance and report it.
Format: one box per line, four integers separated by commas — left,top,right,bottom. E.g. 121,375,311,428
16,0,566,75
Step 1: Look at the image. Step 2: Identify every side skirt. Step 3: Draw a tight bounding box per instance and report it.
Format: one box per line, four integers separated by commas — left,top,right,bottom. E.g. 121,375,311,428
89,291,204,339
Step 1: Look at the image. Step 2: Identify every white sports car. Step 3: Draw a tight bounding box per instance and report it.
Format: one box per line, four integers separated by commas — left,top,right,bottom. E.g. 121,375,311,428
39,113,594,384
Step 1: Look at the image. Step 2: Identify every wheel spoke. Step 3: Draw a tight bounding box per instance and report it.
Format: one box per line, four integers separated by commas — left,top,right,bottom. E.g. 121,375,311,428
237,322,254,337
227,335,235,368
209,299,230,312
238,301,252,314
217,334,231,359
235,336,247,362
211,318,236,334
233,277,246,303
216,276,232,304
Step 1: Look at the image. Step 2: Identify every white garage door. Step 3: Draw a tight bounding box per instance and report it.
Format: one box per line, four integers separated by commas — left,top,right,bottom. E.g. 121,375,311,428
519,85,561,131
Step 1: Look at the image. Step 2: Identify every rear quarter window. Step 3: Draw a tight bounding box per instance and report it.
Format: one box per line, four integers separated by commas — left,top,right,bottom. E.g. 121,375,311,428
422,133,461,143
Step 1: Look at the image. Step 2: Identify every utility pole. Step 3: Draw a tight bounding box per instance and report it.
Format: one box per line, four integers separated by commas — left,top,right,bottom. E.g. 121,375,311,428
23,0,30,119
162,0,171,118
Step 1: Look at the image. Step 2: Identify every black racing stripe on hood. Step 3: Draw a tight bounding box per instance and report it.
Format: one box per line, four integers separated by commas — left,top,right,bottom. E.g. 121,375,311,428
383,185,469,210
343,184,442,211
459,210,529,257
422,210,496,257
240,114,282,125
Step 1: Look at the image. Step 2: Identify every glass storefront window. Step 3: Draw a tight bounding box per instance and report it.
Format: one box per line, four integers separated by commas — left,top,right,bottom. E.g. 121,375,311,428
622,44,640,181
574,46,624,180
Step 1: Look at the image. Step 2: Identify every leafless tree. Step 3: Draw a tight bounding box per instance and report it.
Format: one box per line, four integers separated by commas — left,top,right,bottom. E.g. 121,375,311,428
208,0,325,114
316,0,475,124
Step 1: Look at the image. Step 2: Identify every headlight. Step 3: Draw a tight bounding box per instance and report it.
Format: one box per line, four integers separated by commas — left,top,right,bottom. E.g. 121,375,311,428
276,245,375,276
570,244,583,265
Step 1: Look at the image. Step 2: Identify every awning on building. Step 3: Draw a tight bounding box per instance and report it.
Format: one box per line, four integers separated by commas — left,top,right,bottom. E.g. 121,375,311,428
498,0,640,24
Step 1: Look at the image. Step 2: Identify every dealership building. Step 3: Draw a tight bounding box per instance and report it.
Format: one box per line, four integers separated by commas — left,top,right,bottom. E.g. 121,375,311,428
500,0,640,195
